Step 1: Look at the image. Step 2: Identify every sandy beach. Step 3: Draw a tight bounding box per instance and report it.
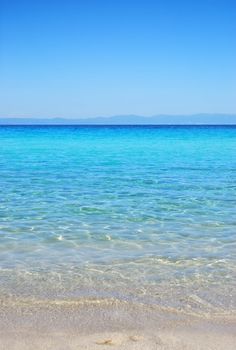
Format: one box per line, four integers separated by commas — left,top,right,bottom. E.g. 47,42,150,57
1,298,235,350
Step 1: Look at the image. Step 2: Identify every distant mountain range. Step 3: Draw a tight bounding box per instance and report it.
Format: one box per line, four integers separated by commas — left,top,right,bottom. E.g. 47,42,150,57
0,114,236,125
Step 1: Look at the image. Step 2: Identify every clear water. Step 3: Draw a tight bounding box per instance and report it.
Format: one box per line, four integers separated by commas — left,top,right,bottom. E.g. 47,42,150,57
0,126,236,313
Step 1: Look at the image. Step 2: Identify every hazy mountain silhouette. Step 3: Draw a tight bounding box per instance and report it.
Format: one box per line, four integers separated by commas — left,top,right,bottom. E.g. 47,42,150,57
0,114,236,125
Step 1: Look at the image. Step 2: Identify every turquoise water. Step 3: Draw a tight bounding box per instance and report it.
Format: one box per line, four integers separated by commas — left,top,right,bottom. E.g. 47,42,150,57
0,126,236,312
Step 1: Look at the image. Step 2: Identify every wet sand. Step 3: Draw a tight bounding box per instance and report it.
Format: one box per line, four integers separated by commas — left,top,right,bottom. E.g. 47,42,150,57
0,298,235,350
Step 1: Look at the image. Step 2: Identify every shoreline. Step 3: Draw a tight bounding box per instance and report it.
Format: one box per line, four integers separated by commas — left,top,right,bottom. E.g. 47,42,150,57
1,297,236,349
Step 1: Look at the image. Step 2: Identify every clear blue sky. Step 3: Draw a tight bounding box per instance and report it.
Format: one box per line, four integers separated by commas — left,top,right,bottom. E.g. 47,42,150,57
1,0,235,118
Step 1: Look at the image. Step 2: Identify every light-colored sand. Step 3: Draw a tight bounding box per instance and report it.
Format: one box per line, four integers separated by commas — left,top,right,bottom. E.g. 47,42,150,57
0,298,235,350
1,328,236,350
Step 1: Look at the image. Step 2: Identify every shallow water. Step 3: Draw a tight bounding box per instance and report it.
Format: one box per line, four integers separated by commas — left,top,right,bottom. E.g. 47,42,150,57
0,125,236,313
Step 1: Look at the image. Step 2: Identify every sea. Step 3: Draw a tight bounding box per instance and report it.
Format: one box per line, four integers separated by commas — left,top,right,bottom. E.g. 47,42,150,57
0,125,235,314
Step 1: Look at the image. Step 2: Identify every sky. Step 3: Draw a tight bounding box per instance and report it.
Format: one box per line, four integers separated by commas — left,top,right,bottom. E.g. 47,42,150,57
0,0,235,118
